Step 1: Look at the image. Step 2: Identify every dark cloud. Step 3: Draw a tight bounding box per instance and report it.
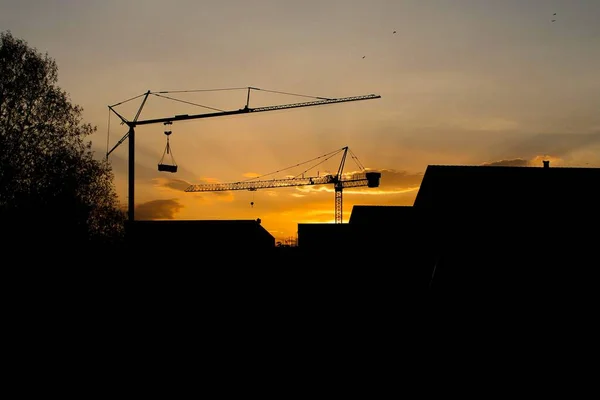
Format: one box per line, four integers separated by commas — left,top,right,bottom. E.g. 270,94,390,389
135,199,184,220
481,158,530,167
156,177,232,197
106,152,159,182
159,178,193,192
239,169,422,216
219,169,423,213
195,190,233,198
291,169,423,194
481,154,566,167
377,169,424,190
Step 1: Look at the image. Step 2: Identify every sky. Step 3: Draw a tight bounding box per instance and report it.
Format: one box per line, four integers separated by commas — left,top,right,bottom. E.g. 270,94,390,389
2,0,599,243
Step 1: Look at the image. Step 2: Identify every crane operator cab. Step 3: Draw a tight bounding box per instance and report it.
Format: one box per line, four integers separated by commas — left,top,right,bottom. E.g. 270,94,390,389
158,121,178,173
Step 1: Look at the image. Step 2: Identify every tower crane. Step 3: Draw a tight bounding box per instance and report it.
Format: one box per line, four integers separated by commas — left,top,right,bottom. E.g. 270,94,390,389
106,87,381,223
185,146,381,224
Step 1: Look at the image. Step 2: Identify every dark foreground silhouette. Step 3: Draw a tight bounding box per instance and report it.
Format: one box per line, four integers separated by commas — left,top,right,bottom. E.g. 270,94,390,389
8,162,599,370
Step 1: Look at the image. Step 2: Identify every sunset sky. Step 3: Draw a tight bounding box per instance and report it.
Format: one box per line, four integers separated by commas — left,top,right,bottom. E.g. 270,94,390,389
2,0,599,242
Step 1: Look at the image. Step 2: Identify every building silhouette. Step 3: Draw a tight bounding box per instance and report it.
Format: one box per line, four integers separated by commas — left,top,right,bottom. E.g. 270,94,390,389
416,162,599,294
297,161,600,300
35,161,598,345
121,161,598,303
128,219,275,252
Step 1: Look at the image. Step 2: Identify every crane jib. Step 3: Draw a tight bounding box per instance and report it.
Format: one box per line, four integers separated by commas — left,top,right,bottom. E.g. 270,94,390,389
131,94,381,127
184,172,381,192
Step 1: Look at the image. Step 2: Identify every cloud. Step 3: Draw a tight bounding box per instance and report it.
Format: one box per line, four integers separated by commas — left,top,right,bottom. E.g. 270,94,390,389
494,131,600,161
153,177,234,199
481,158,531,167
530,155,563,166
148,166,424,205
482,154,564,167
102,142,202,190
289,169,424,195
107,152,159,182
155,177,193,192
135,199,184,220
377,169,424,190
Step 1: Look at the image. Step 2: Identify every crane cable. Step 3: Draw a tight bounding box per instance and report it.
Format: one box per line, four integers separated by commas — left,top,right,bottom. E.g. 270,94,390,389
151,93,225,112
242,147,344,209
106,87,364,174
251,87,332,100
106,91,148,160
105,108,111,162
349,148,366,171
150,87,332,112
293,153,341,179
109,87,334,117
239,147,347,183
154,87,248,94
106,87,340,156
152,87,331,101
159,131,177,167
109,92,148,108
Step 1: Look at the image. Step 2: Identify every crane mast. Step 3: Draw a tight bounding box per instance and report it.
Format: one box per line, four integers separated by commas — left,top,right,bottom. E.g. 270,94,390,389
334,144,348,224
106,87,381,223
185,146,382,223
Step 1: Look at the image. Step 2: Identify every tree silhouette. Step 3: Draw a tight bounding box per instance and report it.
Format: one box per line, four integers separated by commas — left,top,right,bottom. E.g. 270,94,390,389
0,30,125,249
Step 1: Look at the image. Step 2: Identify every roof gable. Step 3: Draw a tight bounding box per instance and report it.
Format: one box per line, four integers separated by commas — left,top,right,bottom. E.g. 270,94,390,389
413,164,600,212
129,219,275,246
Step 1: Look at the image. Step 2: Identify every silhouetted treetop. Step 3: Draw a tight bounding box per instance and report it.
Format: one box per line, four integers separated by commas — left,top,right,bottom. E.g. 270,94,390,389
0,30,125,247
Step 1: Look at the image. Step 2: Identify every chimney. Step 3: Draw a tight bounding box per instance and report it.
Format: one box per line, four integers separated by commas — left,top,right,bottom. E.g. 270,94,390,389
543,160,550,168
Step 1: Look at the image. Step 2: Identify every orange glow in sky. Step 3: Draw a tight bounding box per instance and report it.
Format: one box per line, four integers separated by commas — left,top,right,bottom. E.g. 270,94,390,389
2,0,599,242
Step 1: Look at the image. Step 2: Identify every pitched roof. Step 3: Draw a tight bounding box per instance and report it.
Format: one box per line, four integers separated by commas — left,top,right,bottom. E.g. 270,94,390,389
348,205,415,224
413,164,600,213
128,219,275,247
134,219,263,226
132,219,270,231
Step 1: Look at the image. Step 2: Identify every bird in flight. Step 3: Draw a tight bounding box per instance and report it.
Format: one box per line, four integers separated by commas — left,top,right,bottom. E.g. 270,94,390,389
393,30,397,34
362,56,366,59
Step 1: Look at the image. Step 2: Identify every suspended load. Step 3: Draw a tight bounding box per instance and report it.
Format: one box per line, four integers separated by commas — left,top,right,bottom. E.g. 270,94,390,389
158,122,177,173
